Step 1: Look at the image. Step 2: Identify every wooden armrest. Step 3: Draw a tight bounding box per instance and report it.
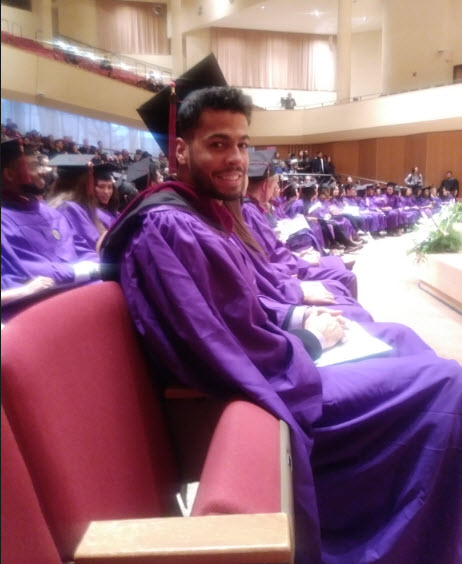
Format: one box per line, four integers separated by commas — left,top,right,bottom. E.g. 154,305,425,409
74,513,293,563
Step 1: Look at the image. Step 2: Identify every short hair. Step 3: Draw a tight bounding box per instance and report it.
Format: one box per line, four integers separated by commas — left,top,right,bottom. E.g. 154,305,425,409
178,87,253,140
301,184,317,200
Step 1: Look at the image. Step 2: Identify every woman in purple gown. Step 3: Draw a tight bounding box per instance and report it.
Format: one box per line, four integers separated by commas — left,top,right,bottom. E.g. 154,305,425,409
374,184,404,235
48,160,120,252
94,165,121,229
416,186,435,217
399,186,421,228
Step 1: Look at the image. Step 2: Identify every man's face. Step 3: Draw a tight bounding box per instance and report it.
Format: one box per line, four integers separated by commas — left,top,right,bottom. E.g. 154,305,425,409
26,154,45,190
177,109,249,201
1,154,33,194
387,185,394,195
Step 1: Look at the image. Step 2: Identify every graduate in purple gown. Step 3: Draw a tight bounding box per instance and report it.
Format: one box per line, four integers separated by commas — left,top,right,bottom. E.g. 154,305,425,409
1,140,100,294
94,163,121,229
399,186,421,228
281,182,327,252
415,186,435,217
101,66,462,564
331,184,368,235
298,184,362,252
47,156,117,252
363,185,388,234
374,184,404,234
242,150,358,299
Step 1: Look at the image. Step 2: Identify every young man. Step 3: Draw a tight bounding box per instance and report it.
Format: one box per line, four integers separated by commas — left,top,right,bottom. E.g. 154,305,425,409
1,139,101,298
101,59,462,564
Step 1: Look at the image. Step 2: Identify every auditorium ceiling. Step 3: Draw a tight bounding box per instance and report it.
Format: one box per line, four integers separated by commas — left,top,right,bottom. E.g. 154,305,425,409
213,0,383,35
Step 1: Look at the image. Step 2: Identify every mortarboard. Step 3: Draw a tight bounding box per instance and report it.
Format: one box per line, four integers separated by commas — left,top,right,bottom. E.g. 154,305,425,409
247,149,277,181
137,54,227,169
49,153,93,172
93,162,120,182
126,157,152,183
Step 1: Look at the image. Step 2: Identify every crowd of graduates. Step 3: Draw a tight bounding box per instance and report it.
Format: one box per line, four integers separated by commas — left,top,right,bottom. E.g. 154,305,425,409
270,173,459,255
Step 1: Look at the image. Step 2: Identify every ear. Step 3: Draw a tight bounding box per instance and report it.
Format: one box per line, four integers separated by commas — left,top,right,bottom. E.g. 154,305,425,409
176,137,188,167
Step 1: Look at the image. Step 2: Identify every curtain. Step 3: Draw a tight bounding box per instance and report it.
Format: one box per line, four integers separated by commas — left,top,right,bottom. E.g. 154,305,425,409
212,28,335,91
1,98,161,155
96,0,169,55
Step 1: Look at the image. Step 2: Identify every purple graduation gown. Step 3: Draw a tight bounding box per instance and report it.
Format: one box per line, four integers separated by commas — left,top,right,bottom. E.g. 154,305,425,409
361,195,388,232
115,184,462,564
242,198,358,299
284,198,327,248
399,196,421,226
56,200,101,252
97,207,120,230
1,199,98,289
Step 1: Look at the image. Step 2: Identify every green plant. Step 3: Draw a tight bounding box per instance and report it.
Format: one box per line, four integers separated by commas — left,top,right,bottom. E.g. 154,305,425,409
407,202,462,261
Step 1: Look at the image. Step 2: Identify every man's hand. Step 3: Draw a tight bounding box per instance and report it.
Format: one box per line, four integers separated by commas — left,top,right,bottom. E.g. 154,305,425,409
1,276,55,306
23,276,55,296
300,281,336,305
304,307,346,349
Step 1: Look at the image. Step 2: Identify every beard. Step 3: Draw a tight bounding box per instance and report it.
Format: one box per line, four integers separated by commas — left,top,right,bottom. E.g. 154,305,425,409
187,152,247,202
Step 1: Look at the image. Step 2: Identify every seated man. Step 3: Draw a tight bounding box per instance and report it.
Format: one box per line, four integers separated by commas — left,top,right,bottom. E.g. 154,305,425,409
1,139,101,296
101,62,462,564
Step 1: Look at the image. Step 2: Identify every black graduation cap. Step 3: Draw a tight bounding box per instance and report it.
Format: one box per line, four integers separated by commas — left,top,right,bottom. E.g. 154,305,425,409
1,138,23,168
93,162,120,182
137,53,227,159
48,153,93,172
126,157,152,183
247,149,277,181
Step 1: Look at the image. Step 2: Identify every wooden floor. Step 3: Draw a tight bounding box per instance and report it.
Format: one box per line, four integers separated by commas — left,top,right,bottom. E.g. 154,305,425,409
347,232,462,366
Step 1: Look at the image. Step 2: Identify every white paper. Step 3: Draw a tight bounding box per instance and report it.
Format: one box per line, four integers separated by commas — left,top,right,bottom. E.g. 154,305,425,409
315,321,393,367
276,215,310,242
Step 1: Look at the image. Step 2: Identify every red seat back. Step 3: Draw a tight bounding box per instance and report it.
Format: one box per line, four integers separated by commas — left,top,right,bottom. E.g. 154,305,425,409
1,282,177,562
1,406,61,564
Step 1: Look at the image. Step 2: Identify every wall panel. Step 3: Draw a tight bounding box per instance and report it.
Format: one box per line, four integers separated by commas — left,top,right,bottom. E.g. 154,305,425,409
376,137,406,184
404,134,428,184
358,139,377,182
425,130,462,188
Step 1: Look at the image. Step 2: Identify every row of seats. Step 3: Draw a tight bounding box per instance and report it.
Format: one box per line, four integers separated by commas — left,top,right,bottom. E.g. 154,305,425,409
1,282,295,563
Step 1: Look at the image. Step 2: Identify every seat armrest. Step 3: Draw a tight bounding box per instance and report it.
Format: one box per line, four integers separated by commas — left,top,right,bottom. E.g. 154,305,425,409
191,400,293,517
74,513,293,563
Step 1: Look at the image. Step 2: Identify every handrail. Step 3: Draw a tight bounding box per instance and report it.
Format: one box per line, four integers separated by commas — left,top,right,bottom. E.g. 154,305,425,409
55,33,172,80
278,171,390,187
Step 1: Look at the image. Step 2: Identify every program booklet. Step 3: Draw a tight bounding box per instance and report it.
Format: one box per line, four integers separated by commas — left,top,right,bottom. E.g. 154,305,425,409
315,321,393,367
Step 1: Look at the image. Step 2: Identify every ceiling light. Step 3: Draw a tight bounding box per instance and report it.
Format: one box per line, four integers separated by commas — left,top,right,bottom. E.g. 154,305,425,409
362,16,367,21
260,5,265,10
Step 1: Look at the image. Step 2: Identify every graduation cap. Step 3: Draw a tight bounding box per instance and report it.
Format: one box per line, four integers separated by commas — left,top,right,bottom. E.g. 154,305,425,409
48,153,93,172
126,157,152,183
247,149,277,181
93,162,120,182
137,54,227,170
1,138,23,168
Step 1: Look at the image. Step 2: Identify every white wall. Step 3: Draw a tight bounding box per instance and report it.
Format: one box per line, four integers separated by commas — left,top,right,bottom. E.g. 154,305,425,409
351,31,382,98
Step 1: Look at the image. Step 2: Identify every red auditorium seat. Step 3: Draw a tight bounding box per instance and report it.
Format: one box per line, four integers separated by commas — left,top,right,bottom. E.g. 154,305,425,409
1,282,294,563
1,406,61,564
